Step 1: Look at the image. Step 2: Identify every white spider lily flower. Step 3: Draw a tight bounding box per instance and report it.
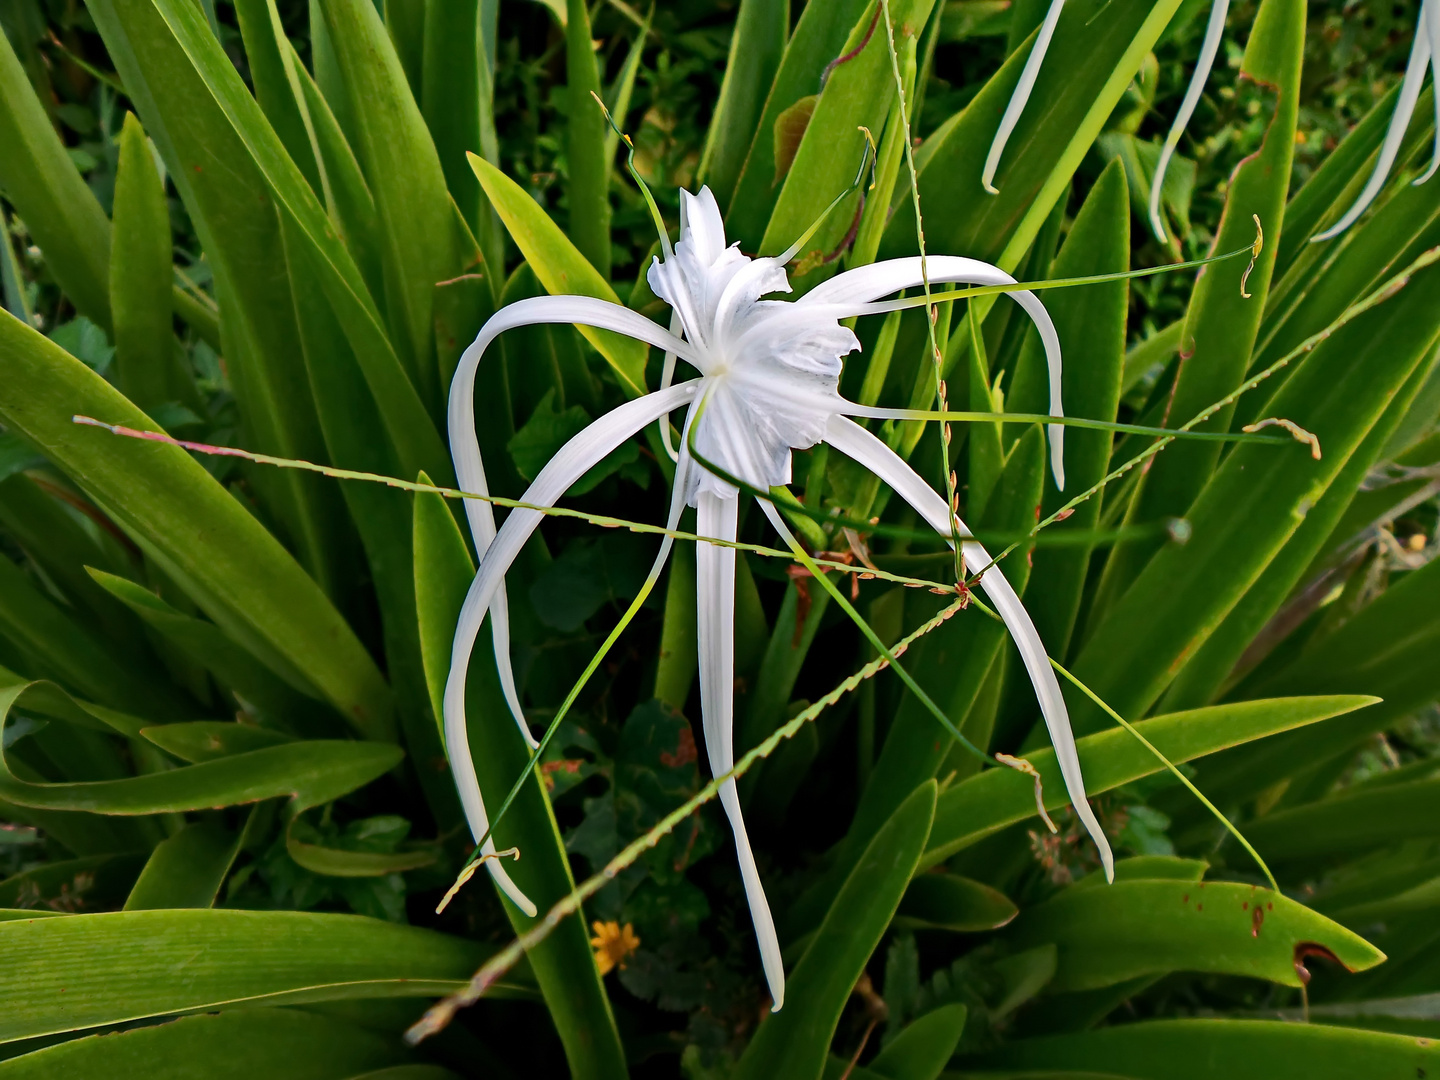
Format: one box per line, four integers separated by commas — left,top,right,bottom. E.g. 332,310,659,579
444,186,1113,1008
1313,0,1439,241
983,0,1231,245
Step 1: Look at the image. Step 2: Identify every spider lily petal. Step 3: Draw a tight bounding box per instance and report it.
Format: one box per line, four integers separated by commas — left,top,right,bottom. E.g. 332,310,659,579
803,256,1067,490
451,296,701,749
1149,0,1231,243
824,415,1115,881
983,0,1068,194
696,489,784,1010
445,374,700,909
1314,2,1436,242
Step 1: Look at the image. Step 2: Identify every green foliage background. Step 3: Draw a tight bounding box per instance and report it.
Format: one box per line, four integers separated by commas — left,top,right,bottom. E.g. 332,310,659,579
1,0,1439,1076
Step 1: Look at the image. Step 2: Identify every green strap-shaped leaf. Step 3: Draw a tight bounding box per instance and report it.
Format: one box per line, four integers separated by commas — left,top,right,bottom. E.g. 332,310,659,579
0,28,112,328
122,819,242,909
759,0,937,280
562,0,611,277
879,0,1181,269
1007,879,1382,992
421,0,484,237
696,0,789,211
0,680,399,815
471,154,647,396
0,1008,409,1079
140,722,295,763
89,569,328,734
0,310,393,740
412,485,628,1080
1242,774,1440,864
1102,0,1300,587
0,908,532,1045
726,0,874,248
979,1019,1440,1078
0,550,185,721
1159,341,1438,714
314,0,460,409
894,873,1019,933
1066,255,1440,736
923,696,1377,868
869,1003,967,1080
111,112,198,412
736,780,938,1080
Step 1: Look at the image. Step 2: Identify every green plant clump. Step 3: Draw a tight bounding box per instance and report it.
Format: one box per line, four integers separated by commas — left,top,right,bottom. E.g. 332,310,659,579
1,0,1439,1077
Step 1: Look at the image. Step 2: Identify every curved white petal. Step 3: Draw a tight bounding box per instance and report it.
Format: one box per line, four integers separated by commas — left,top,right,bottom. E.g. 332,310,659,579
806,257,1066,489
1313,24,1433,242
696,490,784,1010
1149,0,1231,243
824,415,1114,881
1417,0,1440,185
450,294,701,748
982,0,1067,194
443,379,700,912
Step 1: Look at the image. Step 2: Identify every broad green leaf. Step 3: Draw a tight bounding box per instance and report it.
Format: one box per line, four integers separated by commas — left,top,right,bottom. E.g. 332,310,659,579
870,1003,967,1080
122,819,241,909
111,112,197,411
1003,158,1128,664
1277,85,1435,273
1159,341,1438,713
89,569,327,733
0,908,531,1043
923,696,1377,868
470,155,647,396
562,0,610,277
92,0,355,600
979,1019,1440,1078
759,0,938,278
0,1008,408,1079
697,0,789,210
421,0,484,235
314,0,459,409
1097,0,1302,599
0,549,185,720
895,873,1018,933
736,780,938,1080
1007,879,1382,992
726,0,874,247
0,28,112,328
0,311,394,739
232,0,324,193
411,485,628,1080
879,0,1182,270
1243,774,1440,864
117,0,450,487
140,722,295,763
1065,256,1440,736
0,679,400,816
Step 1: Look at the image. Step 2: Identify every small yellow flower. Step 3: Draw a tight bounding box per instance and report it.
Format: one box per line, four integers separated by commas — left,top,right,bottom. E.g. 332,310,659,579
589,920,640,976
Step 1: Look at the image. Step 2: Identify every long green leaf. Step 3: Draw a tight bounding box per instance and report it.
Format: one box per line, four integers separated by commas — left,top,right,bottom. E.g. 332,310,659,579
979,1019,1440,1078
111,112,197,411
0,908,531,1044
736,780,938,1080
879,0,1182,269
0,680,400,814
471,154,647,395
1096,0,1303,599
1065,257,1440,736
1007,878,1382,992
411,485,628,1080
0,310,393,739
563,0,610,276
923,696,1377,868
0,1008,408,1079
122,819,241,909
696,0,789,210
